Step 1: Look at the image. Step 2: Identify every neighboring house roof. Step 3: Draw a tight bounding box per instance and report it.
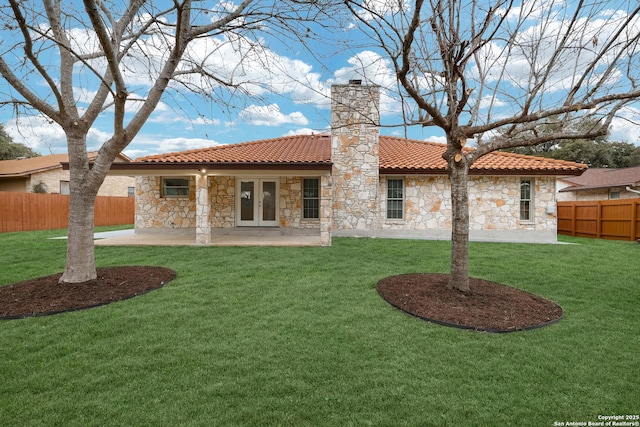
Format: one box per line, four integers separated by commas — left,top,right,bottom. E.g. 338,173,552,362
115,134,586,176
559,166,640,192
0,152,132,178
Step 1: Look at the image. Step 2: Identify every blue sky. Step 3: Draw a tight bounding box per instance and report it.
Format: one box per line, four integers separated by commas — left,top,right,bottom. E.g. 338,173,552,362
0,0,639,160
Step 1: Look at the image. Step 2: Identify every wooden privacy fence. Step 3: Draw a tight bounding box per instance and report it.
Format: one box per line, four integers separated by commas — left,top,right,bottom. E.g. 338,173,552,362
557,199,640,241
0,192,134,233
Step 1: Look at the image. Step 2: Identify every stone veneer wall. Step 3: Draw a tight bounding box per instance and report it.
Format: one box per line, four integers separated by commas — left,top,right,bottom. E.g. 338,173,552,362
330,83,380,232
135,176,196,229
209,176,235,229
378,175,557,232
279,177,322,229
136,173,556,238
136,175,322,231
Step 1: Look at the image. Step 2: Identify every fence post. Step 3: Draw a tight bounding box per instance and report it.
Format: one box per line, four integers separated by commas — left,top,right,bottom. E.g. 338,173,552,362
632,200,638,242
596,201,602,239
571,203,577,237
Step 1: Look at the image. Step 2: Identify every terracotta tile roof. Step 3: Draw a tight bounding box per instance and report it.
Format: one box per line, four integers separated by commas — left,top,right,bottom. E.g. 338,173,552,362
559,166,640,191
137,134,331,165
379,136,587,175
132,134,586,175
0,152,130,177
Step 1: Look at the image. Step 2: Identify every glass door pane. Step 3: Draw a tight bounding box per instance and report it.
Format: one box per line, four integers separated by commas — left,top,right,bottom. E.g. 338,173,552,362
240,181,254,221
262,181,276,222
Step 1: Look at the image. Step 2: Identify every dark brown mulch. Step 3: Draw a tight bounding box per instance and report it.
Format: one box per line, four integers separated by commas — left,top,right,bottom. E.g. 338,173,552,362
1,267,560,332
377,273,563,333
0,266,175,319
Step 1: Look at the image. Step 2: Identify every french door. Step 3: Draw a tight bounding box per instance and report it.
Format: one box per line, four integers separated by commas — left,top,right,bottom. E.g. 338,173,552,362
236,178,278,226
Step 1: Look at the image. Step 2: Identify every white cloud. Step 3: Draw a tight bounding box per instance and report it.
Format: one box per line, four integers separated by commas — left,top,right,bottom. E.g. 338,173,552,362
236,104,309,126
609,106,640,144
157,137,219,154
475,6,640,96
122,134,220,159
329,51,402,115
5,115,66,154
332,51,396,87
284,128,319,136
498,0,567,22
478,95,507,109
424,135,447,144
355,0,410,21
4,114,113,154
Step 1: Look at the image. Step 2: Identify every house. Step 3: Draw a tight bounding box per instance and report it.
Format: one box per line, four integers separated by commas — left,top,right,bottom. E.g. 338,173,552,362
0,152,135,196
108,82,587,246
557,166,640,201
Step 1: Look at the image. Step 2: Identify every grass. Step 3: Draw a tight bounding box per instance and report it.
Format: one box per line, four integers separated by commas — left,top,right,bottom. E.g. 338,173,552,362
1,228,639,426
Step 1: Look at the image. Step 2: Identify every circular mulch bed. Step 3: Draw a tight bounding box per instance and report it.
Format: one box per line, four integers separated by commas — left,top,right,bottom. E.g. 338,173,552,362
2,268,561,331
377,273,563,333
0,266,175,319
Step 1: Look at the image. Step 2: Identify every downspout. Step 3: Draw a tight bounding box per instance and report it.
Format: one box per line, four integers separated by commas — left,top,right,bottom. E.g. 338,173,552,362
626,186,640,195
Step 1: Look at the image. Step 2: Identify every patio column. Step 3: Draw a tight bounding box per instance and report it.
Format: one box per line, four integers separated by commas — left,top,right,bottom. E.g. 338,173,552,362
195,174,210,245
320,175,332,246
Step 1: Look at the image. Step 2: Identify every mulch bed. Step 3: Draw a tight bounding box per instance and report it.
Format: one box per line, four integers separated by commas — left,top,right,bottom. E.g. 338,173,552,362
1,267,561,332
0,266,175,319
377,273,563,333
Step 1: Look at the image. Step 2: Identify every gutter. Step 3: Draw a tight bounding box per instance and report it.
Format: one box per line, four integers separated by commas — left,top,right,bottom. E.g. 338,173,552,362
626,186,640,195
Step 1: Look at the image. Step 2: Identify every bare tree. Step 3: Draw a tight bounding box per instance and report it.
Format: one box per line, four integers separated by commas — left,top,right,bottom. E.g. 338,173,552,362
343,0,640,291
0,0,321,283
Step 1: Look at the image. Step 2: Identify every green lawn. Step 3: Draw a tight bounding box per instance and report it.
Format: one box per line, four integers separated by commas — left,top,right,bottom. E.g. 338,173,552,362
1,228,638,426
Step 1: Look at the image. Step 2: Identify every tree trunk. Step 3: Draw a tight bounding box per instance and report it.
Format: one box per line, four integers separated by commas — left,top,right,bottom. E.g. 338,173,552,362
59,180,98,283
59,131,102,284
448,157,471,292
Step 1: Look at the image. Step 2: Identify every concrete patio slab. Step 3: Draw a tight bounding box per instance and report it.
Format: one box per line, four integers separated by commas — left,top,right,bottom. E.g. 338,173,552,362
93,231,324,247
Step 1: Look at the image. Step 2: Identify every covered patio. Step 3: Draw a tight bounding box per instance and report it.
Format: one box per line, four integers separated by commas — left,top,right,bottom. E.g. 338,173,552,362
93,229,324,247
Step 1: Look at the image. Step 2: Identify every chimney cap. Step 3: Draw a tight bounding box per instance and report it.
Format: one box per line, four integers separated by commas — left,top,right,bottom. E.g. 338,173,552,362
348,79,362,85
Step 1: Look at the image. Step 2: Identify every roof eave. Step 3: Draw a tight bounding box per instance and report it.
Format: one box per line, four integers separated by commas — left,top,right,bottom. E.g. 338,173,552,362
559,181,639,192
107,161,333,173
380,167,586,176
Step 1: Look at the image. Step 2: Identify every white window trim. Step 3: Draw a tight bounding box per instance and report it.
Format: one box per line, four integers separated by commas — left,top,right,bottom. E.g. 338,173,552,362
302,177,320,221
386,177,405,221
519,178,534,223
60,180,70,195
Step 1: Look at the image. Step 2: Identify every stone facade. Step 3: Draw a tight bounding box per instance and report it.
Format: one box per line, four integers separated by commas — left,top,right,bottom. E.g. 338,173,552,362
330,84,380,232
279,177,324,229
135,176,196,229
133,83,561,244
136,175,325,232
209,176,235,229
378,175,556,233
136,172,557,242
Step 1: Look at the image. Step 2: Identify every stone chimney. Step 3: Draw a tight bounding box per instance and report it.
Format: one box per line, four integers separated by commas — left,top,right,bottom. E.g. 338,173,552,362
330,81,380,233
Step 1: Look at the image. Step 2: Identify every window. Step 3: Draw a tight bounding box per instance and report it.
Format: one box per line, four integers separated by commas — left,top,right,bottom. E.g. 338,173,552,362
127,186,135,197
520,179,534,221
609,191,620,199
162,177,190,197
60,180,70,195
387,178,404,219
302,178,320,219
